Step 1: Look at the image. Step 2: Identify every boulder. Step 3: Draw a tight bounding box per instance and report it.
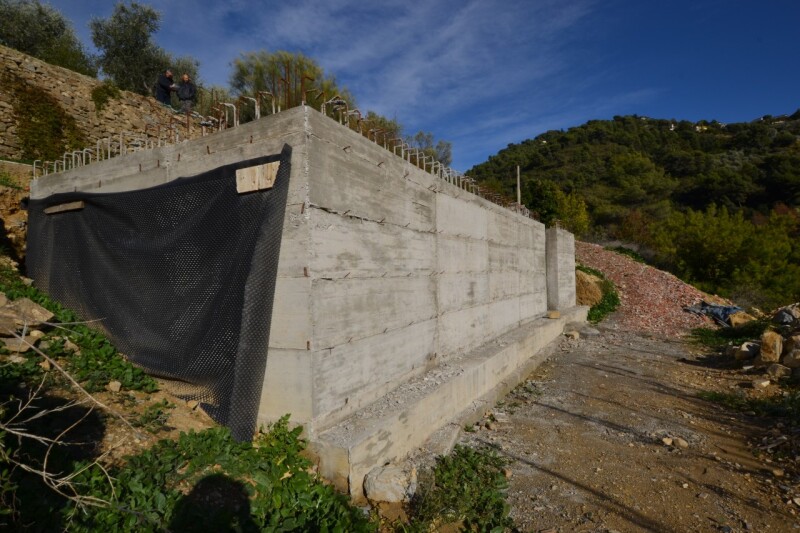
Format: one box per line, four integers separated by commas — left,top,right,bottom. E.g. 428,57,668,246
783,335,800,355
773,309,796,326
576,270,604,306
2,336,37,353
767,364,792,381
782,349,800,369
755,331,783,365
364,464,417,504
734,341,760,361
5,298,54,327
729,311,755,327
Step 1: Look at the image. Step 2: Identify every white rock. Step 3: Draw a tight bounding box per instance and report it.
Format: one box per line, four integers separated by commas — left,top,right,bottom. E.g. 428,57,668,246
364,464,417,503
107,380,122,392
735,342,760,361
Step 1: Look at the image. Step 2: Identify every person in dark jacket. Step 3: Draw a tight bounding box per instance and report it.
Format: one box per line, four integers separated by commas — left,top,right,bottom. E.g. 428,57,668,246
155,69,175,105
177,73,197,113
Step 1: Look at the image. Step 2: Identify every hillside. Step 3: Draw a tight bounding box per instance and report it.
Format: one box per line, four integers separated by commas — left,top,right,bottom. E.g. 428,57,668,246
469,112,800,308
469,112,800,227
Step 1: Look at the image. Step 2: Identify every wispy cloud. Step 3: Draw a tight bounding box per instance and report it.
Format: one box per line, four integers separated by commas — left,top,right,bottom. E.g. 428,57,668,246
52,0,658,168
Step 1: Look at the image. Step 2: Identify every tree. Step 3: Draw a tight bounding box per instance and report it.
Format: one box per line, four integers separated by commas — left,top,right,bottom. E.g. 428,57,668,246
407,131,453,166
90,1,169,94
0,0,96,75
230,50,353,117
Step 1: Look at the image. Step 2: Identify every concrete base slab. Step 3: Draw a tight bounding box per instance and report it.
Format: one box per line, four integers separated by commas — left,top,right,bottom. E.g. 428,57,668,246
308,305,589,502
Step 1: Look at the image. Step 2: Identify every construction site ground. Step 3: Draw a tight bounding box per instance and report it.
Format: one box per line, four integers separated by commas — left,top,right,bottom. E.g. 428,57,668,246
454,244,797,532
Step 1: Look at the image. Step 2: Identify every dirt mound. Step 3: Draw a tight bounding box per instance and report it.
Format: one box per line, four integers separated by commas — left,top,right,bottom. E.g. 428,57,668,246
576,241,718,337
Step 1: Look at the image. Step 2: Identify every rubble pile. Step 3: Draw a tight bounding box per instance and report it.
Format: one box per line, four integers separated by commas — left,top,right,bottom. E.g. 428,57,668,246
575,241,713,337
727,303,800,385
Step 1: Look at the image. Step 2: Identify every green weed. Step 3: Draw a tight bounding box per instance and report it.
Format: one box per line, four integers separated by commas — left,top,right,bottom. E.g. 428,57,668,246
134,399,175,433
699,389,800,420
67,416,376,532
403,445,513,532
605,245,647,264
689,320,770,349
577,265,620,323
0,263,157,393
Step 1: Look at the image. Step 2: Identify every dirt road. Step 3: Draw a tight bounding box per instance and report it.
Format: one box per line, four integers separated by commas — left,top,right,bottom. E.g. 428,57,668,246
460,317,796,532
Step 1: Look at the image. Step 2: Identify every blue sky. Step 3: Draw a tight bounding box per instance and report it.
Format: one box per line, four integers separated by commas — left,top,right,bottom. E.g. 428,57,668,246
50,0,800,171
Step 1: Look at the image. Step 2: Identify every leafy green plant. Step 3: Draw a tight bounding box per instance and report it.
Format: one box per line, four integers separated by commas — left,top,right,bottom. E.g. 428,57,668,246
0,264,157,393
699,389,800,420
67,417,376,532
689,320,770,349
135,399,175,433
0,171,23,190
403,445,513,532
90,81,121,115
577,265,620,323
6,74,85,161
605,245,646,264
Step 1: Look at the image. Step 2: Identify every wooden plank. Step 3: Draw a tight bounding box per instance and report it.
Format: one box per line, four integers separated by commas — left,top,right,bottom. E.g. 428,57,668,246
44,200,85,215
236,161,279,193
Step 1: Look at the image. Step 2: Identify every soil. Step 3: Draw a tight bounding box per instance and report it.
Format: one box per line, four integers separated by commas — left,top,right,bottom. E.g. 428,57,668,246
459,317,798,532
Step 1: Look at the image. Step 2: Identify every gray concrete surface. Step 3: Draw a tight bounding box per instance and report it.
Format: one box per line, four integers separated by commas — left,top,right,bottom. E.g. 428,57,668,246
30,105,583,499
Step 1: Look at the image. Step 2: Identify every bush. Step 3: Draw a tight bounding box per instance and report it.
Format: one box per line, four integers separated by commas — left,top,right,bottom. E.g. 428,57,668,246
403,445,513,532
577,265,620,323
90,80,121,115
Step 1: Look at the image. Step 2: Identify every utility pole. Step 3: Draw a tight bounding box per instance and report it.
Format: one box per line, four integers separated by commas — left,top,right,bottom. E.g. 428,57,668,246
516,165,521,205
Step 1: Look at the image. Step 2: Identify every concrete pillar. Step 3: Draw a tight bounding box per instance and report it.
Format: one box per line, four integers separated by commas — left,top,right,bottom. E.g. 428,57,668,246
545,227,576,310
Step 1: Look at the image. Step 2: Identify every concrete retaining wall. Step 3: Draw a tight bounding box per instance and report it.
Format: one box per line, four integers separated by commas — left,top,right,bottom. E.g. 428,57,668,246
30,105,579,448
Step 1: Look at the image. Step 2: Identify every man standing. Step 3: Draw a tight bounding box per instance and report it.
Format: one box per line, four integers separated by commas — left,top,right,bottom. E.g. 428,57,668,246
177,73,197,114
155,69,175,106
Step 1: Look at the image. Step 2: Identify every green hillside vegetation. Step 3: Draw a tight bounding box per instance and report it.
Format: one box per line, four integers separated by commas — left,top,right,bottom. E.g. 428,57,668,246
469,112,800,308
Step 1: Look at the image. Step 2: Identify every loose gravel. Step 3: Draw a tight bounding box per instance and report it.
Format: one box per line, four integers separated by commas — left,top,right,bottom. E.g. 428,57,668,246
576,242,718,338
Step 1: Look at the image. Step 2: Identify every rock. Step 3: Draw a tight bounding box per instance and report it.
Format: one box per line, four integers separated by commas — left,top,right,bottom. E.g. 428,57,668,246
565,330,580,340
64,339,80,353
661,437,673,446
2,336,36,353
7,354,26,363
767,364,792,381
186,400,199,410
756,331,783,365
364,464,417,504
734,341,760,361
28,329,45,339
38,359,51,371
724,345,739,357
674,437,689,449
580,326,601,337
729,311,755,327
784,350,800,369
0,315,17,336
772,468,785,478
503,467,513,479
6,298,54,327
752,379,771,389
773,309,797,326
0,293,7,307
783,335,800,355
547,310,561,319
107,380,122,392
576,270,604,306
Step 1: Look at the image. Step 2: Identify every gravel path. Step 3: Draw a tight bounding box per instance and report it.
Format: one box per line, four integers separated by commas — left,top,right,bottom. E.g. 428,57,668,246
451,242,796,532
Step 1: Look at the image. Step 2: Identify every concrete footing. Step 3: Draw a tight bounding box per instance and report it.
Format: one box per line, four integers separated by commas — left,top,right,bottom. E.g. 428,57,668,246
308,305,588,502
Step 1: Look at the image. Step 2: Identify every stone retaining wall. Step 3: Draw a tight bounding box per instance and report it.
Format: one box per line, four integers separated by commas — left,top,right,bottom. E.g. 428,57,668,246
0,44,198,161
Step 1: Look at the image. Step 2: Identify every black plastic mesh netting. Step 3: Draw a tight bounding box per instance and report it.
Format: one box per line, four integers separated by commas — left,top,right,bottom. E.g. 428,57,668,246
26,145,292,440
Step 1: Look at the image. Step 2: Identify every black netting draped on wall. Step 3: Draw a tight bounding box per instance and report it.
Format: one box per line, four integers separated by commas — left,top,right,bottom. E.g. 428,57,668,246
26,145,292,440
